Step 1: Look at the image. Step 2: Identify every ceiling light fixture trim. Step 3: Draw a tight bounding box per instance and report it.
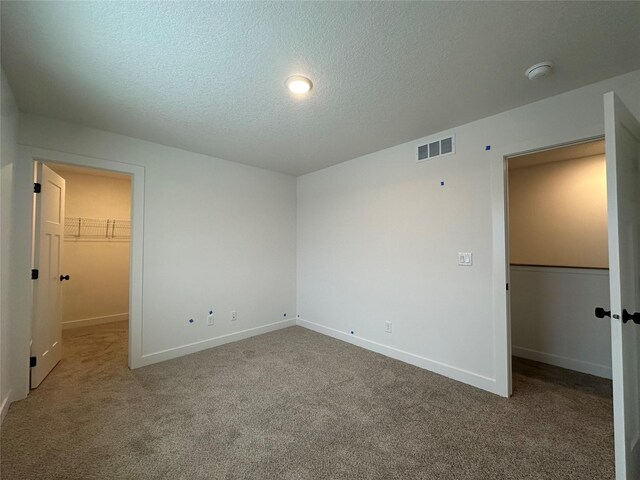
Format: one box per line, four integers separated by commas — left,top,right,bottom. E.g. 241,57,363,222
285,75,313,94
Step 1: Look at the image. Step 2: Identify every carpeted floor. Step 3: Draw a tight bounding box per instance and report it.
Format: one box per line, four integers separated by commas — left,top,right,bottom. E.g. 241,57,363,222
1,322,613,479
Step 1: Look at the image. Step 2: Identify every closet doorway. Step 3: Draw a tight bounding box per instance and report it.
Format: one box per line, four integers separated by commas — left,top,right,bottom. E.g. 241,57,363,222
31,162,132,388
506,139,612,381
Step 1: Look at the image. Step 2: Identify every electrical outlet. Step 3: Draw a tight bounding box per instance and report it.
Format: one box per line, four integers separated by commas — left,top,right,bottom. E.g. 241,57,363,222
385,321,392,333
207,310,215,326
230,310,237,322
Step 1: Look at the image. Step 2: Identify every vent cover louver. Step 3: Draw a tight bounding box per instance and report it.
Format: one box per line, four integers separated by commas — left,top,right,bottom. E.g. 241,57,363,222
417,135,455,161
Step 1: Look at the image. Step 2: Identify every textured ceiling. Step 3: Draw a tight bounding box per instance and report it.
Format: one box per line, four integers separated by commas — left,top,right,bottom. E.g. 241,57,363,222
2,2,639,176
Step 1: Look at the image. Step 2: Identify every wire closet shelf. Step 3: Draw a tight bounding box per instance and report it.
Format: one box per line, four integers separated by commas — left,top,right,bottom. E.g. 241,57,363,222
64,217,131,241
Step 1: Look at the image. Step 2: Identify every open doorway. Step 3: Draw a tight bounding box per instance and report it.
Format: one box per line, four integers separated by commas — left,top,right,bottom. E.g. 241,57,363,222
507,139,612,380
505,136,615,459
31,162,132,388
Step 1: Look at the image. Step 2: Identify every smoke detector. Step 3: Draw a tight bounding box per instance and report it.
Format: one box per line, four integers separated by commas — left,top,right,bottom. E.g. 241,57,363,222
525,61,554,80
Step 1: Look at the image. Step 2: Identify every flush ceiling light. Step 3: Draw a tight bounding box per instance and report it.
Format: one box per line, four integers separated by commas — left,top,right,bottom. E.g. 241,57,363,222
285,75,313,94
525,61,554,80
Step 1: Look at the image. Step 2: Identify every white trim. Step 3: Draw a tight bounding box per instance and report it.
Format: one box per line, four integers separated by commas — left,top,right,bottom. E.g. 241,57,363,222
0,390,12,426
62,313,128,330
513,346,612,379
296,318,501,395
492,149,511,397
138,319,295,367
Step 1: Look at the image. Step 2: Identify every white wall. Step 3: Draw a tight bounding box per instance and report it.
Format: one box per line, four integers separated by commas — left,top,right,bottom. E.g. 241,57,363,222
509,154,608,268
1,69,19,423
510,266,611,378
10,114,297,400
297,69,640,396
47,166,131,329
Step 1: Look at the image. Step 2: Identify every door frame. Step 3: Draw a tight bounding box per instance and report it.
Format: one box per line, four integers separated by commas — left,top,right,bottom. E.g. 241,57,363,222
501,135,606,394
14,146,145,398
489,129,607,398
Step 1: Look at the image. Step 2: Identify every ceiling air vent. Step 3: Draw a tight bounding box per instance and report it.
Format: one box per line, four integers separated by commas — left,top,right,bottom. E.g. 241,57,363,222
417,134,455,161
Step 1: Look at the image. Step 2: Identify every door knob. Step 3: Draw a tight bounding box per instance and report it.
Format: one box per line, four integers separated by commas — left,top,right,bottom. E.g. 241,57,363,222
623,309,640,325
595,307,611,319
59,275,70,281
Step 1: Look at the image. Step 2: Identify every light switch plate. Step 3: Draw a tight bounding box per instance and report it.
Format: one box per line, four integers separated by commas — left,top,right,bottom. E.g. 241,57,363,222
458,252,473,266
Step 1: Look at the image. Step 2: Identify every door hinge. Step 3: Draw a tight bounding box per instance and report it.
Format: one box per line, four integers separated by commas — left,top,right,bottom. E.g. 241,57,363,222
30,356,37,368
34,182,41,193
31,269,39,280
506,283,509,291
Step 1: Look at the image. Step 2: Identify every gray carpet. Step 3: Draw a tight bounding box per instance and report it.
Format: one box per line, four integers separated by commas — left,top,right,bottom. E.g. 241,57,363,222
1,322,614,479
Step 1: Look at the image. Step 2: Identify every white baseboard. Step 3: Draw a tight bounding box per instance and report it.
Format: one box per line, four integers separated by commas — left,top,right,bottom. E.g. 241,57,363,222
296,318,500,395
512,346,612,379
63,313,128,329
138,319,296,368
1,390,12,426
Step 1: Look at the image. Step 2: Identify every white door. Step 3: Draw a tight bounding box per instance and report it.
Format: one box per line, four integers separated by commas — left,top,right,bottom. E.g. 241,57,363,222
604,92,640,480
31,164,66,388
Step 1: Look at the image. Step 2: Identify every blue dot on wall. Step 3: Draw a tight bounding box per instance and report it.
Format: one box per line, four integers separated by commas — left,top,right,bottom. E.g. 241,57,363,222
440,181,445,186
485,145,491,151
